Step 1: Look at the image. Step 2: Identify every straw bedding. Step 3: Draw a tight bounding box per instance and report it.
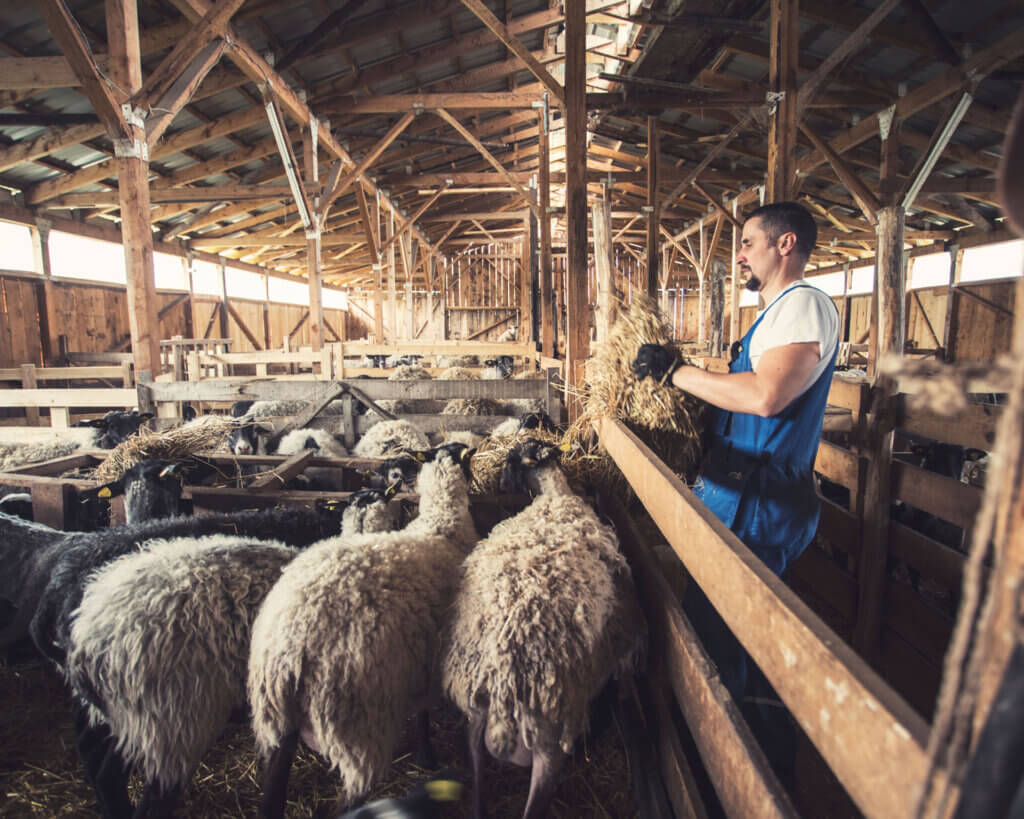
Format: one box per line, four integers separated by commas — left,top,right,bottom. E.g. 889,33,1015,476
0,657,636,818
89,417,237,482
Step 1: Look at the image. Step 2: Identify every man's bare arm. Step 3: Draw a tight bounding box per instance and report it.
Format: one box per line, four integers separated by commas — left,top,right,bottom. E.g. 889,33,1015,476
670,342,821,417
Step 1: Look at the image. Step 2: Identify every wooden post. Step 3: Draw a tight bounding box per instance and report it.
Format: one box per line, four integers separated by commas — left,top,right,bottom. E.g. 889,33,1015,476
708,259,725,358
106,0,161,382
565,0,588,420
593,194,615,342
941,244,962,362
766,0,799,202
697,219,707,344
383,209,395,342
20,365,40,426
730,199,740,345
304,123,324,351
521,213,534,343
31,218,57,365
646,115,660,297
538,109,554,358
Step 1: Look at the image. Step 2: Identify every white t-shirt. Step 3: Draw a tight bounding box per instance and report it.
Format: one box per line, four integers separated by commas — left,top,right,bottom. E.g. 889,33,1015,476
749,281,840,398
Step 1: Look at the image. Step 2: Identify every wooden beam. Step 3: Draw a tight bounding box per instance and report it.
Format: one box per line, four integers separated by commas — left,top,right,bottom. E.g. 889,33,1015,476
354,185,380,261
456,0,565,104
800,122,881,223
595,418,931,819
693,182,742,230
664,112,753,205
38,0,130,140
325,112,415,209
0,56,110,90
564,0,587,421
766,0,798,202
143,39,226,145
795,0,902,119
106,0,161,381
646,115,659,298
377,184,451,257
276,0,374,70
324,91,544,113
435,108,540,218
224,300,263,350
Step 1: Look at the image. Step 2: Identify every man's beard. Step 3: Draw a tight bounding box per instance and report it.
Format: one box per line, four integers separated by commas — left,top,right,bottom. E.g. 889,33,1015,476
744,274,761,292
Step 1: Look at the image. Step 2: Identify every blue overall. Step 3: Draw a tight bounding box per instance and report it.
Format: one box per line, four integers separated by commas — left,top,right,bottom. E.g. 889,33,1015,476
684,282,839,707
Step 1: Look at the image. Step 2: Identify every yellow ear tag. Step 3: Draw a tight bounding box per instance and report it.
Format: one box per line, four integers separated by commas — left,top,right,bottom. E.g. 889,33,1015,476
559,443,572,452
415,452,427,462
97,487,112,498
425,779,463,802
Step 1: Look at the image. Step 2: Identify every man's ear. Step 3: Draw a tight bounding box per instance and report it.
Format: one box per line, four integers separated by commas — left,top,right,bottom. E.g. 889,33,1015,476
776,230,798,257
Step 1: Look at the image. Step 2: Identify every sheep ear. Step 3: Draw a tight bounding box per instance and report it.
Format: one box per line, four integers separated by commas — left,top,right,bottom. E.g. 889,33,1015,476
414,450,428,462
159,462,183,479
461,447,476,463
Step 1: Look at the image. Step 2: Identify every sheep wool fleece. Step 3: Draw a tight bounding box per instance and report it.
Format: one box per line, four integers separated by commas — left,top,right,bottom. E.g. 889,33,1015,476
67,534,296,790
249,456,477,802
442,466,643,757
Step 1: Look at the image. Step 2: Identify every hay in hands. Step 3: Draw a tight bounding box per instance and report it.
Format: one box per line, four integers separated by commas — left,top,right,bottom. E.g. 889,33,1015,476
91,416,237,482
567,294,707,481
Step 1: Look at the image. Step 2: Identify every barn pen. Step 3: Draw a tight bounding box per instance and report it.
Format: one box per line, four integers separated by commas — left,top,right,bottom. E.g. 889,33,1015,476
2,0,1024,817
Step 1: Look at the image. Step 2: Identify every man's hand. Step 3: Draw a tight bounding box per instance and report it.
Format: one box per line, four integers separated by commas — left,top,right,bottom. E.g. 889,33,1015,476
632,344,679,382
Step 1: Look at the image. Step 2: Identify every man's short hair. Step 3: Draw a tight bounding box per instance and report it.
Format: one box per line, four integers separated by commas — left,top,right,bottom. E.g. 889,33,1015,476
745,201,818,263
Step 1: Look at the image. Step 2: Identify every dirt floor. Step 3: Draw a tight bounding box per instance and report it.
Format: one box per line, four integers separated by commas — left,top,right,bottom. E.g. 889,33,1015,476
0,652,639,818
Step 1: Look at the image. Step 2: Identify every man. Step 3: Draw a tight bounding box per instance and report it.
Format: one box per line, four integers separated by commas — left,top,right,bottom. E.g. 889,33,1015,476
633,201,839,782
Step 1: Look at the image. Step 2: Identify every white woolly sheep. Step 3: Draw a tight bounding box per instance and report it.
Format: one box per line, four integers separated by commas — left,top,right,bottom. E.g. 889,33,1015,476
248,445,479,818
0,409,150,470
437,354,478,368
353,419,430,457
437,366,480,381
67,534,298,817
441,439,645,819
275,428,349,489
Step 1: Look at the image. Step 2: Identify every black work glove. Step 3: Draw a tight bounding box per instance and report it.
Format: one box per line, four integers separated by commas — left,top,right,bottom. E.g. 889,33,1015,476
632,344,680,382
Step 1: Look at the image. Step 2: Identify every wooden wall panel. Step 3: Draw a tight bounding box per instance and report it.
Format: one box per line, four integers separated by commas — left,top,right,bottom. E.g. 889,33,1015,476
0,277,44,367
848,294,872,344
157,292,190,340
226,299,265,352
905,288,947,351
191,298,219,342
952,281,1015,362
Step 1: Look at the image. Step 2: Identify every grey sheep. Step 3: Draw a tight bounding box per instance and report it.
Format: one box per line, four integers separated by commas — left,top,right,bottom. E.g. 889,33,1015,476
441,439,645,819
248,445,479,818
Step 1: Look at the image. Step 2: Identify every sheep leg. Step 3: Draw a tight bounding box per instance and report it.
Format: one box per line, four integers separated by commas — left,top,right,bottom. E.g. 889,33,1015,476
261,731,299,819
74,706,133,819
521,748,567,819
468,712,487,819
412,709,437,769
132,781,182,819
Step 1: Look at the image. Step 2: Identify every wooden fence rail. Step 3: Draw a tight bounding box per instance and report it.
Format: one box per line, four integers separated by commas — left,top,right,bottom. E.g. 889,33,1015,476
596,417,933,819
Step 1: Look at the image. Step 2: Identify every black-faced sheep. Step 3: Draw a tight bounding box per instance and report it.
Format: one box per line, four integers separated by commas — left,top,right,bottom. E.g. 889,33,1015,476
441,439,645,819
274,428,349,489
248,444,479,818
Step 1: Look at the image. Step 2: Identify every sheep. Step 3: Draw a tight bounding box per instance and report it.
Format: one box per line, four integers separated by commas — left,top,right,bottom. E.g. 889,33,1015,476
66,534,299,817
353,418,430,457
249,444,479,818
437,354,478,368
0,491,33,521
375,364,439,416
0,409,150,470
481,355,515,380
437,366,480,381
489,417,523,438
275,428,349,489
77,458,217,525
440,430,485,449
341,485,402,536
387,354,424,368
49,478,407,818
496,326,517,343
24,503,348,669
441,439,645,819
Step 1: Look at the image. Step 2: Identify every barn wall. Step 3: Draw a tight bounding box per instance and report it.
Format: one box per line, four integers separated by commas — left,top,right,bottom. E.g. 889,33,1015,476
0,274,368,366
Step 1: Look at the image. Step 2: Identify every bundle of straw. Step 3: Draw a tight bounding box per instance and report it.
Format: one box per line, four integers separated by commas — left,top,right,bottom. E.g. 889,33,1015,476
90,416,237,482
443,398,499,416
567,294,708,481
437,367,480,381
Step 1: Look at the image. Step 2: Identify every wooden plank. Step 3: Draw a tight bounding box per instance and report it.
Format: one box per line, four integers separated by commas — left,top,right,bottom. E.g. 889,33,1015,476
800,123,881,223
789,546,858,622
883,581,954,667
606,498,798,819
766,0,798,201
0,452,102,476
890,459,982,531
828,375,869,413
818,498,862,557
30,481,71,529
0,388,137,408
248,449,317,489
897,399,1000,452
143,39,226,145
888,520,971,592
324,91,544,113
813,440,864,492
644,675,710,819
324,112,415,209
595,417,931,819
